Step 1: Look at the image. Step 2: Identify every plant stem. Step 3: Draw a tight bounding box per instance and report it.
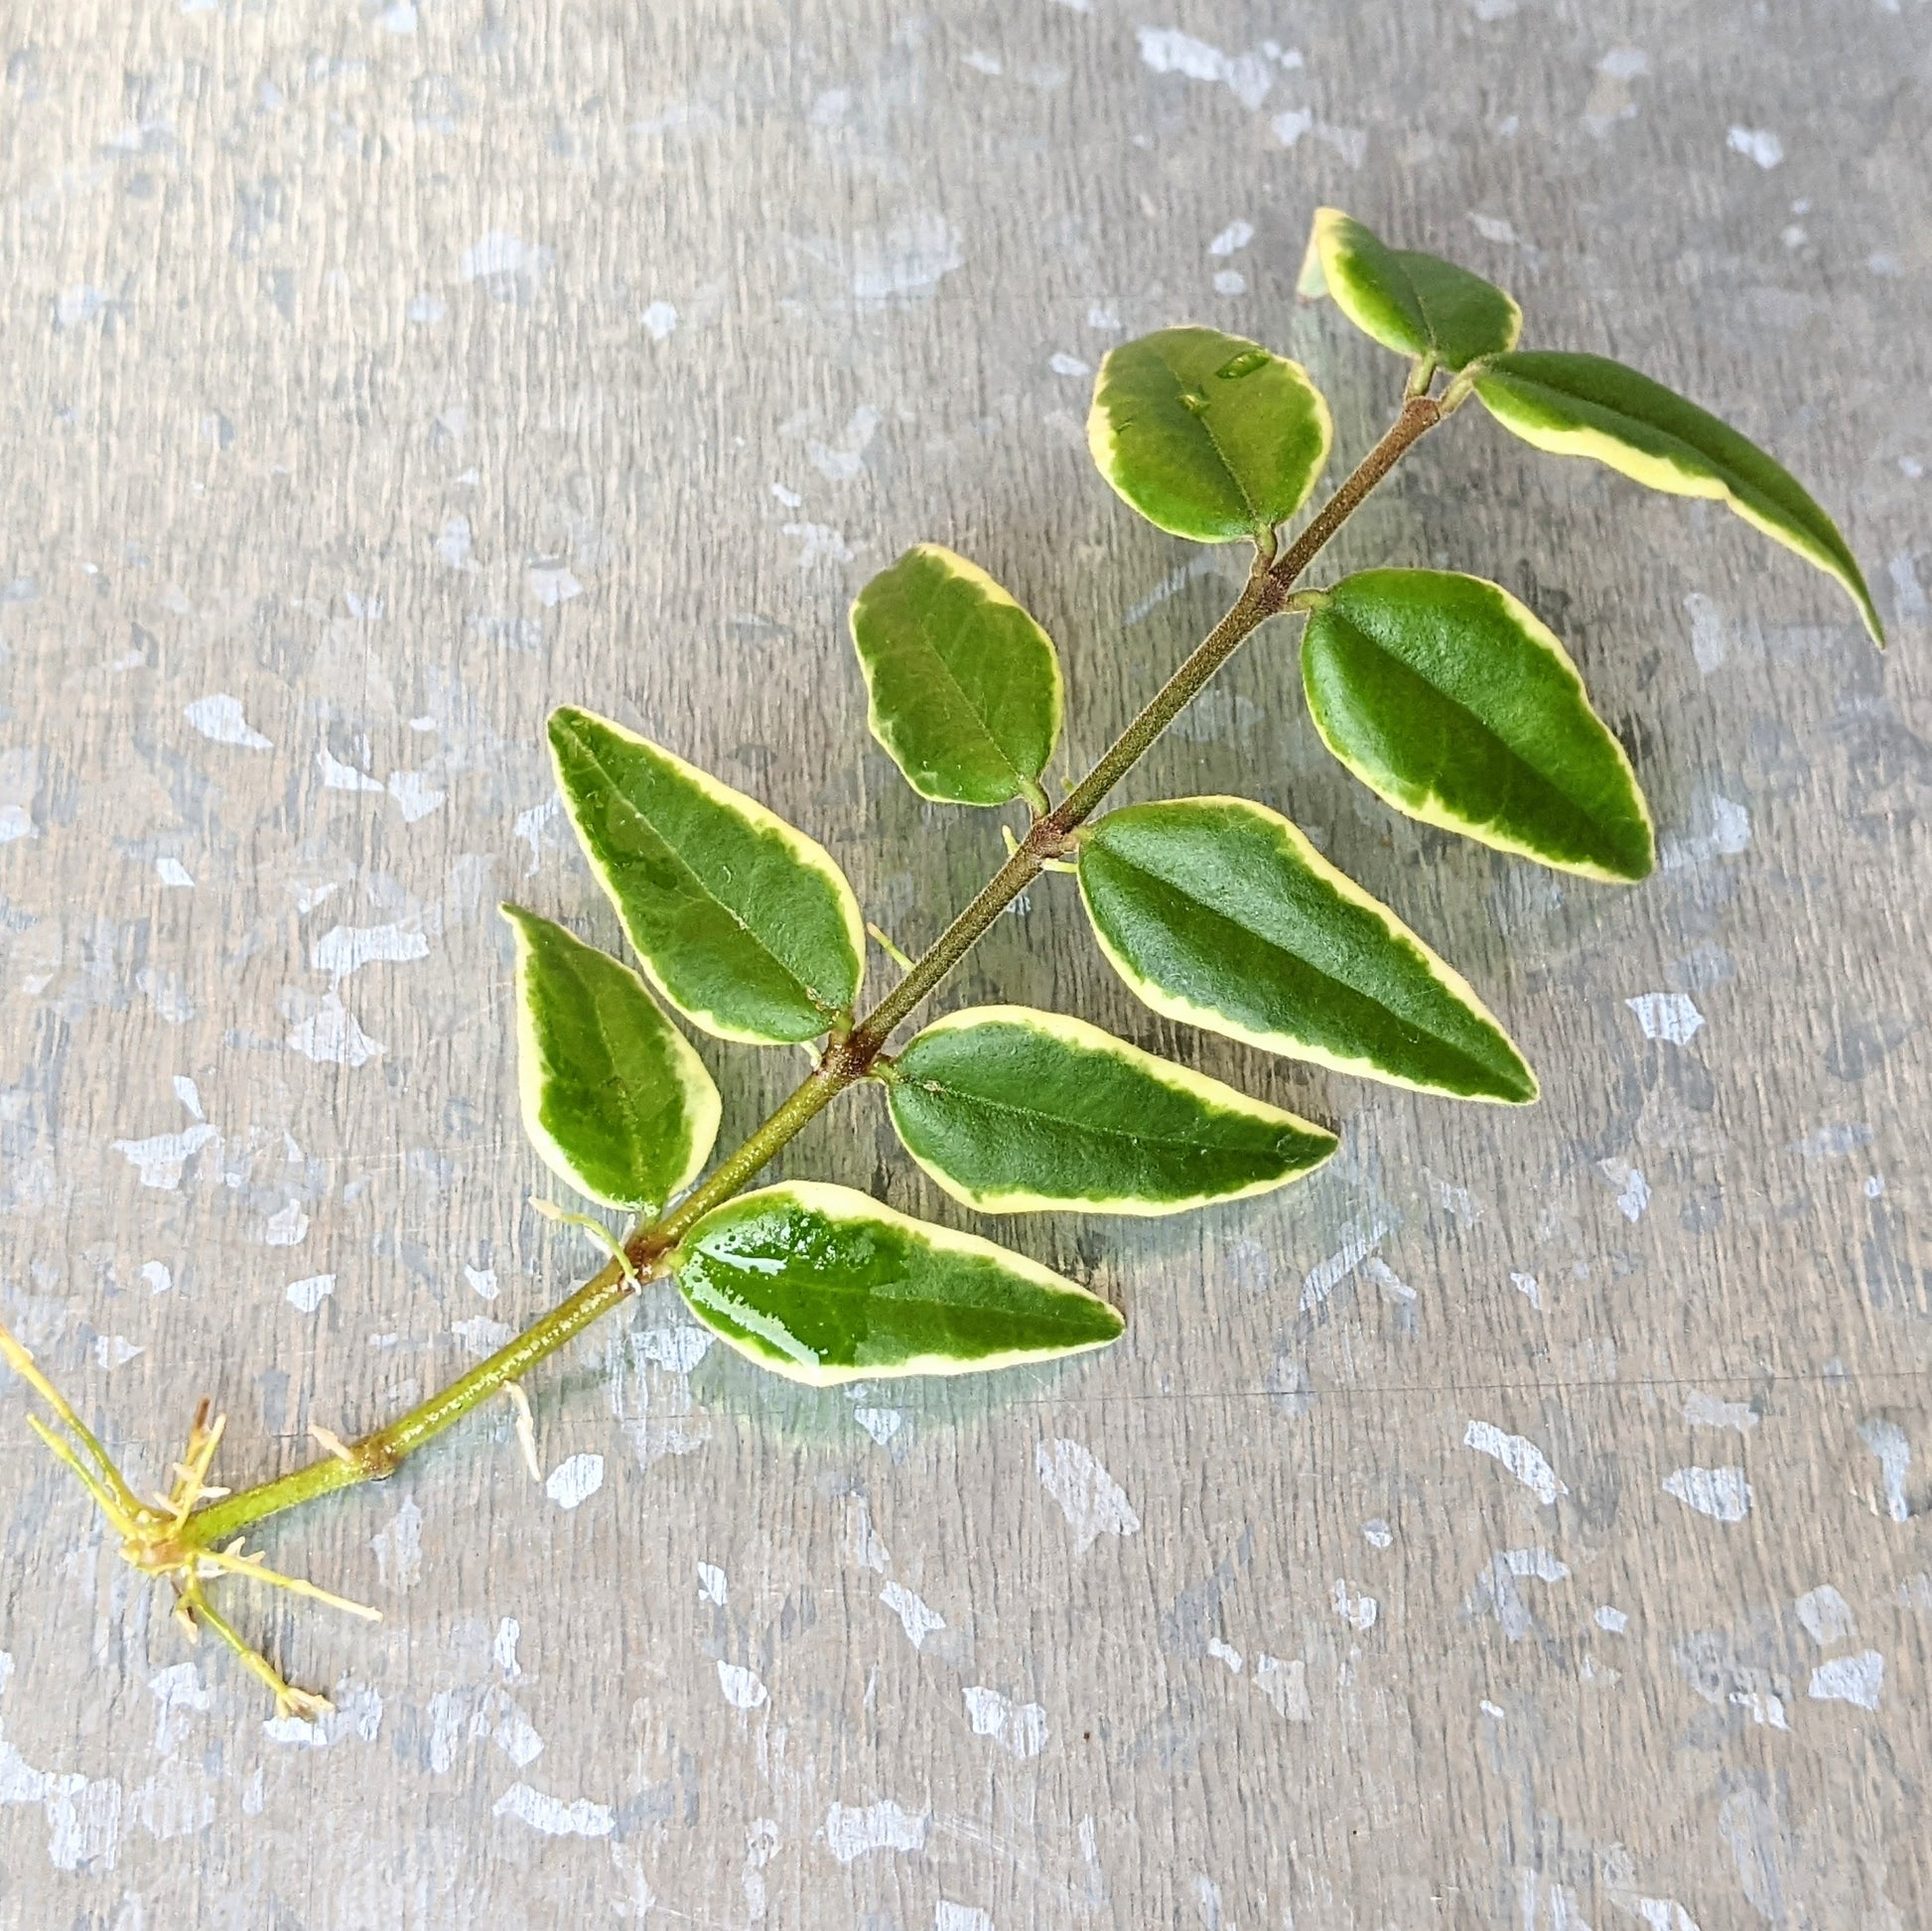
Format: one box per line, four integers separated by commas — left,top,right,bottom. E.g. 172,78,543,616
185,391,1444,1550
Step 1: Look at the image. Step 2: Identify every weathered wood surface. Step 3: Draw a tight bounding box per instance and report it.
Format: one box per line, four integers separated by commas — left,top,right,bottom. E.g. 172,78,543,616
2,1,1928,1924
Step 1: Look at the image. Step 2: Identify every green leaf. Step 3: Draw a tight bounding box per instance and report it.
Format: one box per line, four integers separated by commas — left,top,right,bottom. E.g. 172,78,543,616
1300,207,1521,371
671,1179,1124,1384
885,1004,1336,1216
848,545,1063,808
501,904,721,1212
1302,569,1655,883
1076,797,1537,1104
1086,327,1332,544
1472,350,1883,645
549,706,865,1045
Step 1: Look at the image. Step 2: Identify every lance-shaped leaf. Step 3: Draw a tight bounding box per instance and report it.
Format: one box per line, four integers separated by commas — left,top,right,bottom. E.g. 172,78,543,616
1299,207,1521,371
1472,351,1882,645
1076,797,1537,1104
549,706,865,1045
1086,327,1332,544
884,1004,1336,1215
849,545,1063,808
501,904,721,1212
670,1180,1124,1384
1302,569,1654,883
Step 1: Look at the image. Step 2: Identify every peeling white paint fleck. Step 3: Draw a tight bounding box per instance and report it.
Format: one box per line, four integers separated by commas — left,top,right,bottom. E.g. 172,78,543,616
718,1662,769,1711
1795,1585,1856,1645
1726,125,1784,168
1254,1653,1311,1721
1857,1418,1913,1523
111,1124,217,1190
1808,1649,1883,1710
1036,1439,1141,1552
493,1618,523,1680
319,748,384,792
311,922,429,978
1464,1420,1567,1504
1331,1580,1378,1631
1625,992,1706,1045
1684,1391,1757,1432
961,1686,1048,1759
371,1498,424,1590
386,770,447,822
1597,1159,1650,1222
491,1781,613,1838
881,1580,945,1650
545,1453,605,1511
1301,1213,1393,1310
286,994,382,1067
1662,1465,1752,1523
823,1798,929,1862
184,694,272,750
1137,27,1273,111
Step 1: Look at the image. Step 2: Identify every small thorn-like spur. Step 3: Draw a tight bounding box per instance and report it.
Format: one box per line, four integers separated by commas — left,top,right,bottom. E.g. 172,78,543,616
1,1319,379,1719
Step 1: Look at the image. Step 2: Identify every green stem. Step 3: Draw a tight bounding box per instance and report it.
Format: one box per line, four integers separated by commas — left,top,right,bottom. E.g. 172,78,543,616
185,390,1445,1551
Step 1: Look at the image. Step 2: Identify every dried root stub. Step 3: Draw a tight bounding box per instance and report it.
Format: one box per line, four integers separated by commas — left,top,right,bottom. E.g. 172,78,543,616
0,1321,378,1721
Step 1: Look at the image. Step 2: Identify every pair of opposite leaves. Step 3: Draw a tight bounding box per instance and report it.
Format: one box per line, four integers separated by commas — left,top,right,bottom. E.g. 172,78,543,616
506,206,1879,1384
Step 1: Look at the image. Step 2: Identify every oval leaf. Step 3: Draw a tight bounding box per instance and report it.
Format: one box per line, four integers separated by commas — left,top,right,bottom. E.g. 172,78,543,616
1472,351,1882,645
886,1004,1337,1215
849,545,1063,807
671,1180,1124,1384
1301,207,1521,371
1303,569,1654,883
1086,327,1332,544
1077,798,1537,1104
501,904,721,1212
549,706,865,1045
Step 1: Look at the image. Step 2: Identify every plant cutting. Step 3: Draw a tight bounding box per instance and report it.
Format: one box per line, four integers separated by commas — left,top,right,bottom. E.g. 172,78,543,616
0,208,1882,1717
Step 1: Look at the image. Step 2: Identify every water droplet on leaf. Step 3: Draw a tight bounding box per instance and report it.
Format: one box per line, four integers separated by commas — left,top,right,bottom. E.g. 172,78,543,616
1215,347,1271,380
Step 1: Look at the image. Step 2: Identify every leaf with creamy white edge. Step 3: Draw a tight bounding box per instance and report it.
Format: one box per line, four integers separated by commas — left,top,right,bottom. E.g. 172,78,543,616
548,706,866,1045
849,545,1063,807
1299,207,1521,371
1076,797,1537,1104
670,1180,1124,1384
1086,327,1332,544
886,1005,1336,1215
1302,569,1654,882
501,904,721,1212
1472,350,1882,645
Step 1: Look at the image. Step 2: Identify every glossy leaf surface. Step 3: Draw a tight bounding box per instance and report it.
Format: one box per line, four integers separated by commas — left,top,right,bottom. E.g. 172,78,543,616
1473,351,1882,644
502,904,721,1212
549,706,865,1045
1086,327,1332,543
886,1005,1337,1215
1303,569,1654,882
671,1180,1124,1384
849,545,1063,807
1301,207,1520,371
1077,798,1537,1104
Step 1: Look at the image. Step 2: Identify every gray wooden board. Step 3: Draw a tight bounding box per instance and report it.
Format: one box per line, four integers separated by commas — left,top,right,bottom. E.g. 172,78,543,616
1,0,1928,1924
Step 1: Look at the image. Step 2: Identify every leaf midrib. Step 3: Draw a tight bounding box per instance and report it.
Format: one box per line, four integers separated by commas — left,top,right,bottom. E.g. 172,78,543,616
1321,606,1620,830
1093,838,1508,1083
687,1249,1106,1339
893,607,1028,793
569,725,839,1020
1490,364,1823,547
1150,346,1264,532
903,1074,1291,1162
